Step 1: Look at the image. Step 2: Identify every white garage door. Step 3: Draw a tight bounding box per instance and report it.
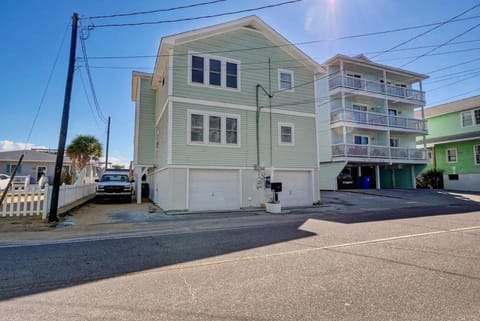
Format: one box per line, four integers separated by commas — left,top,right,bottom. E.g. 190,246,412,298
274,171,312,207
189,170,240,211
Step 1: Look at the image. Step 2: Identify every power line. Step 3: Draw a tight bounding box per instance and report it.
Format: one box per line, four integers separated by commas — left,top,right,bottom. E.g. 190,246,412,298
428,86,480,106
370,2,480,59
376,46,480,62
24,21,70,150
428,71,480,92
400,22,480,67
86,0,227,20
78,68,104,129
91,0,303,28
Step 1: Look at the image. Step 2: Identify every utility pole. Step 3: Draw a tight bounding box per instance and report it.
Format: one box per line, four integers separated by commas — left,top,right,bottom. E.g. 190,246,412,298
105,116,111,170
49,13,79,222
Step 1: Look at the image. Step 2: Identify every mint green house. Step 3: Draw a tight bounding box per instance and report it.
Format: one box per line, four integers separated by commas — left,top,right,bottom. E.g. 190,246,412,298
416,95,480,191
131,16,323,211
315,55,429,190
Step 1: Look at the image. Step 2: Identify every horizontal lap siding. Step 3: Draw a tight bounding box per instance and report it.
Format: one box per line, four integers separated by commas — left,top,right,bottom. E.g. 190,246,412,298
157,112,168,168
172,28,315,114
138,78,156,164
171,102,317,168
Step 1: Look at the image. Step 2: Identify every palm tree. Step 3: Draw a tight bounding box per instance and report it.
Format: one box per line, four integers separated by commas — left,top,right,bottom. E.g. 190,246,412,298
66,135,102,183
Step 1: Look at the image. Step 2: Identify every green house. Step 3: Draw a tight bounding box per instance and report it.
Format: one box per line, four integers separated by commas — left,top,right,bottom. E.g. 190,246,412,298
417,95,480,191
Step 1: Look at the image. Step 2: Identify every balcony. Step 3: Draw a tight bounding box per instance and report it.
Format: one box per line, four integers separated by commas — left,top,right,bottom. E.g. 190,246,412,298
331,144,428,161
329,74,425,103
330,108,427,133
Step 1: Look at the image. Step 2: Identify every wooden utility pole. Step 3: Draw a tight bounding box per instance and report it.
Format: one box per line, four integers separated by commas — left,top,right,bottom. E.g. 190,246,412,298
105,116,111,169
49,13,79,222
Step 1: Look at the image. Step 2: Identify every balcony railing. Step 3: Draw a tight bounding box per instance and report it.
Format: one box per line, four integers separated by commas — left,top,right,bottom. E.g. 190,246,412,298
329,74,425,103
331,144,428,161
330,109,427,132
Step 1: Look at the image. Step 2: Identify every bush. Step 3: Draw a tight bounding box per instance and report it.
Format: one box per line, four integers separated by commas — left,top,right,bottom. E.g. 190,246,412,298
416,169,444,189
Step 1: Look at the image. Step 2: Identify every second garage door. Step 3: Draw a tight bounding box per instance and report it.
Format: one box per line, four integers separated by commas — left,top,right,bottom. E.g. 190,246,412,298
189,169,240,211
274,171,312,207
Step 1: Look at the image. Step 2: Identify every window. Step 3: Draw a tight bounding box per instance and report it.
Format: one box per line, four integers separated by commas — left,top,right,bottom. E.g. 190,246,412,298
278,122,295,145
346,72,362,88
188,110,240,146
278,69,294,91
388,109,397,116
191,56,204,84
190,114,204,142
475,145,480,165
446,148,457,163
352,104,367,122
6,164,21,174
390,138,399,147
189,52,240,90
354,135,369,145
461,108,480,127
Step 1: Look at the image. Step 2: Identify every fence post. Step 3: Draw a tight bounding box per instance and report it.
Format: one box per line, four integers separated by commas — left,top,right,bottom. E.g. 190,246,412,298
43,184,50,219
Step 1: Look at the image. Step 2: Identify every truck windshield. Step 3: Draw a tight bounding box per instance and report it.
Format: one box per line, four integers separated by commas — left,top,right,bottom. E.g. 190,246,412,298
100,174,130,182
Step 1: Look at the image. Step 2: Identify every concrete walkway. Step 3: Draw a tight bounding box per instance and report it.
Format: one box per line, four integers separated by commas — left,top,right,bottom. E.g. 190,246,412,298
0,189,479,245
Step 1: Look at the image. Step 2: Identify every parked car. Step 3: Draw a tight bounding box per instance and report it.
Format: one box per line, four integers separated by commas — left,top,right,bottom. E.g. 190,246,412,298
95,170,134,203
0,174,10,190
337,169,354,188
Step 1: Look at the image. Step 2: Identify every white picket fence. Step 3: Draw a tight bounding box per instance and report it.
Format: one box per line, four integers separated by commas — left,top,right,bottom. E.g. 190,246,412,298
0,183,96,219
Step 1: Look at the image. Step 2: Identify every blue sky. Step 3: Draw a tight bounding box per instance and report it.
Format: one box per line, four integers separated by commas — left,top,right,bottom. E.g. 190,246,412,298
1,0,479,165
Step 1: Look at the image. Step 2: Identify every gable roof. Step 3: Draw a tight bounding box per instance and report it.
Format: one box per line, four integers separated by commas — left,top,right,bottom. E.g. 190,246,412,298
0,150,72,163
323,54,428,81
419,95,480,119
151,15,324,89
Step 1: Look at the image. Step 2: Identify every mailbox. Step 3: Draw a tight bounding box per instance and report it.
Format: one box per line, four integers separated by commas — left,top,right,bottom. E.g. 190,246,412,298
270,182,282,192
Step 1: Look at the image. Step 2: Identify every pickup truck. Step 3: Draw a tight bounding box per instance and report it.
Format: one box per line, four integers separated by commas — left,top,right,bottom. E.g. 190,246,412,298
95,170,134,203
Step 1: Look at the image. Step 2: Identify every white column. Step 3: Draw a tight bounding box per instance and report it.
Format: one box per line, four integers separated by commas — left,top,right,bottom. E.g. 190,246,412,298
135,167,142,204
375,165,381,190
411,165,417,189
358,166,362,177
419,80,427,150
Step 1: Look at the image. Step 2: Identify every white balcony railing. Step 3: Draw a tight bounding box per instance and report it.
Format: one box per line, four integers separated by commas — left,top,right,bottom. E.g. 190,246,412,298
329,74,425,103
330,109,427,132
331,144,428,161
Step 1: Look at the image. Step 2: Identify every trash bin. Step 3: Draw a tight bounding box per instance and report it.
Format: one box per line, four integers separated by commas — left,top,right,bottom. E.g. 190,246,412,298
363,176,371,189
141,182,149,198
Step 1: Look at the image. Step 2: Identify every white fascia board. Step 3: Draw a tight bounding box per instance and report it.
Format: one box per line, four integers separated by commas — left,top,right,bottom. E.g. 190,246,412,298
131,72,153,102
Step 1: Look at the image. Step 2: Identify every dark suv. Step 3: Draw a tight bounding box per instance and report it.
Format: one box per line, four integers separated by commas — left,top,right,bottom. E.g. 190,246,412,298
337,169,354,188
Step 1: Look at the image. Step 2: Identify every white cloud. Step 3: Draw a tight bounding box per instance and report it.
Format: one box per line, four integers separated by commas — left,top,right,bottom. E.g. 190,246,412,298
0,140,48,152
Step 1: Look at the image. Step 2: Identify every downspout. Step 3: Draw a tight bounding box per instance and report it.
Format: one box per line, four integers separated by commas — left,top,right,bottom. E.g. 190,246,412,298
256,84,273,169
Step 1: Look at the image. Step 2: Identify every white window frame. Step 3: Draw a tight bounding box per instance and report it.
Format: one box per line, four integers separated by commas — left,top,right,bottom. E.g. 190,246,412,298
461,108,480,127
187,51,241,91
187,109,241,147
474,144,480,165
278,69,294,92
353,135,370,145
278,122,295,146
446,148,457,163
390,137,400,147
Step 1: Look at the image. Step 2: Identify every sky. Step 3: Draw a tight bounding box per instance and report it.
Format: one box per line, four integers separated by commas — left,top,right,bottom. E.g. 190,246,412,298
1,0,479,165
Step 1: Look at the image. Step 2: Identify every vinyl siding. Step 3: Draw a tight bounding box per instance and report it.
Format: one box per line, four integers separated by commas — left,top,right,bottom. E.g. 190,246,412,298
156,110,169,168
172,27,315,114
427,111,480,140
137,78,156,164
433,140,480,174
170,101,317,168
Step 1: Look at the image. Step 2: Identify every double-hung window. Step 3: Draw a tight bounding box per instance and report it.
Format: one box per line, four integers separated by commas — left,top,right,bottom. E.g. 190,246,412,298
446,148,457,163
189,53,240,90
461,108,480,127
188,111,240,146
474,145,480,165
278,69,294,91
278,122,294,145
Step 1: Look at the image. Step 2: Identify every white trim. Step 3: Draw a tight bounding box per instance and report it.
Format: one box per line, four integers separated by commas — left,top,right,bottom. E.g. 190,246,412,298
186,109,241,147
168,48,173,96
278,122,295,146
426,136,480,147
186,168,190,210
313,74,320,168
310,169,315,203
446,147,458,163
155,99,169,126
353,135,371,145
187,50,241,92
167,101,173,164
170,96,316,118
474,144,480,165
460,108,480,128
134,78,141,163
272,167,316,171
277,69,294,92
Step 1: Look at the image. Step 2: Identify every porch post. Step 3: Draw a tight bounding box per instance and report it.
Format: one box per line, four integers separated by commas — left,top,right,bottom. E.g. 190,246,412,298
375,165,381,190
411,165,417,189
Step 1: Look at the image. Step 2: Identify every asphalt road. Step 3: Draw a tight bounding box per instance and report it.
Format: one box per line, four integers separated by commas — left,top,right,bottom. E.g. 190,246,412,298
0,205,479,321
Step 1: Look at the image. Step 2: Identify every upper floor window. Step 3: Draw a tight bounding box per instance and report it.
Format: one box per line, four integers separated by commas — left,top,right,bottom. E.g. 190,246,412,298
188,110,240,146
278,69,294,91
189,52,240,90
446,148,457,163
461,109,480,127
278,122,295,145
354,135,369,145
390,138,400,147
474,145,480,165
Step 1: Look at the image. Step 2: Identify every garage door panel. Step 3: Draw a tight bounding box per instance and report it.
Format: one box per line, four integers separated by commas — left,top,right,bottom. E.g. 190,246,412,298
189,170,240,210
274,171,311,207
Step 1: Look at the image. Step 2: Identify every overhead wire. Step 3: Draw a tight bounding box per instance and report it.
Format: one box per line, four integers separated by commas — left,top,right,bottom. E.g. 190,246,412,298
78,67,104,130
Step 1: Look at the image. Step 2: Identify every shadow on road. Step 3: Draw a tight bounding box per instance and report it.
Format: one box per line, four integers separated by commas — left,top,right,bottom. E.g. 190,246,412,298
0,222,315,301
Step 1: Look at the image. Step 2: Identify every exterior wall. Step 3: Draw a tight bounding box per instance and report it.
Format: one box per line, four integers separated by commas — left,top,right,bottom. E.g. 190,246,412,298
0,161,71,184
172,28,315,114
150,168,187,211
427,112,479,140
156,110,169,168
316,76,331,162
170,101,317,168
444,173,480,191
433,140,480,175
137,77,156,165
